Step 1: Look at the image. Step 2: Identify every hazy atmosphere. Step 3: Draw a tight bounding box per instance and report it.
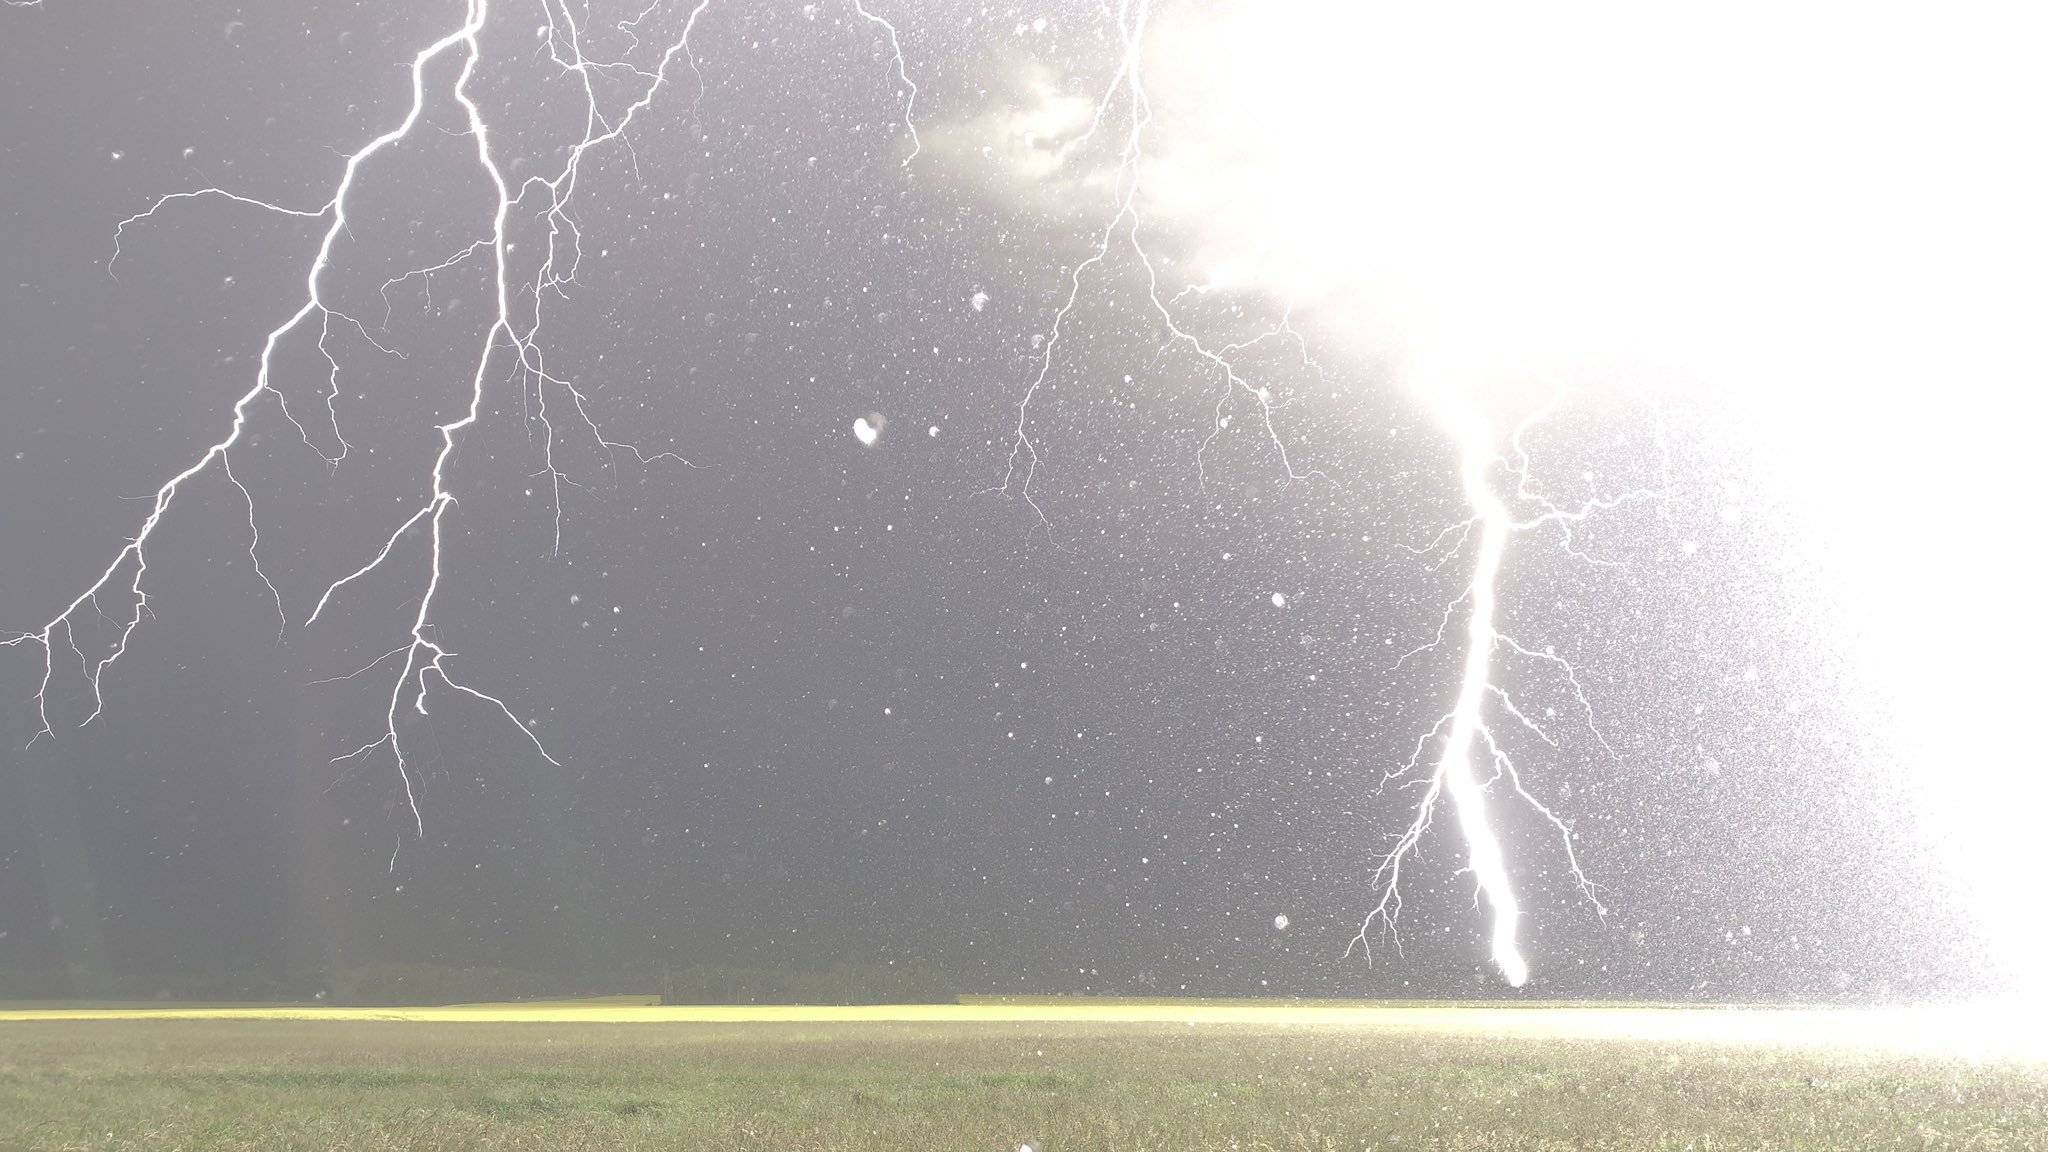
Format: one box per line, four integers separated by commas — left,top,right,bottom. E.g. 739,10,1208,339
4,0,2043,1007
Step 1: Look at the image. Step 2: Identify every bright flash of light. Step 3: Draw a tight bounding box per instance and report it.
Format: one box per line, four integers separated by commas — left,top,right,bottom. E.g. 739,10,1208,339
5,0,922,856
1121,0,2048,988
955,1,1655,983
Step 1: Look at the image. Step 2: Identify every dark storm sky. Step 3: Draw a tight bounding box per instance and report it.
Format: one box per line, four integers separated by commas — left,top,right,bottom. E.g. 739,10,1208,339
0,1,1978,1000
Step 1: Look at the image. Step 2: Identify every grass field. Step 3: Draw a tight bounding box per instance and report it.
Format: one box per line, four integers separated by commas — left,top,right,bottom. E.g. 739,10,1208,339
3,1003,2045,1150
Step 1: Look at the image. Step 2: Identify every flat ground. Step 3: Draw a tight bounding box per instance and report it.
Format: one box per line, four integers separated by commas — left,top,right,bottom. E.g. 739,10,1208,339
1,1003,2043,1150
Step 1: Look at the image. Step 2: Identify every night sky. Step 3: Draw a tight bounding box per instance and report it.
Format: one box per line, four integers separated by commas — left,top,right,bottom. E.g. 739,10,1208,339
2,1,2034,1003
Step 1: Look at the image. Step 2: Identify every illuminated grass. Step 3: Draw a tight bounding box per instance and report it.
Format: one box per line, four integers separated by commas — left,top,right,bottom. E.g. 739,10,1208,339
4,997,2044,1062
2,1005,2045,1150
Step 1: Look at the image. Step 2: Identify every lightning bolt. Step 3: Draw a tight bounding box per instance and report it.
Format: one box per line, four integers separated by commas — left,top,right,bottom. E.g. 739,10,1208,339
1352,400,1669,985
986,0,1324,536
7,0,921,857
973,2,1660,987
850,1,921,166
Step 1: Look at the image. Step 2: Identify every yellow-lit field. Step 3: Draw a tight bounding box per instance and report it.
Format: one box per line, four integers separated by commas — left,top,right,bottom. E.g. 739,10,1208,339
5,1000,2046,1150
5,995,2045,1062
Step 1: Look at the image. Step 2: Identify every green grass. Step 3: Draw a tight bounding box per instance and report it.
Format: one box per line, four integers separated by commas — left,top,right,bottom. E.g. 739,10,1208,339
1,1017,2043,1150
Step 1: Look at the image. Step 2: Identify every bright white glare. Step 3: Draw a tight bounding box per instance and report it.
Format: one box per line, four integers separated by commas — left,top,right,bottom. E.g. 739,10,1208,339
1147,2,2047,419
853,415,882,446
1134,1,2048,989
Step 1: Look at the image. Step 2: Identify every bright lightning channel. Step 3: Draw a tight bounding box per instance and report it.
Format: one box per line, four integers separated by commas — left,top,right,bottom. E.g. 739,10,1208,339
1351,402,1668,985
5,0,920,859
